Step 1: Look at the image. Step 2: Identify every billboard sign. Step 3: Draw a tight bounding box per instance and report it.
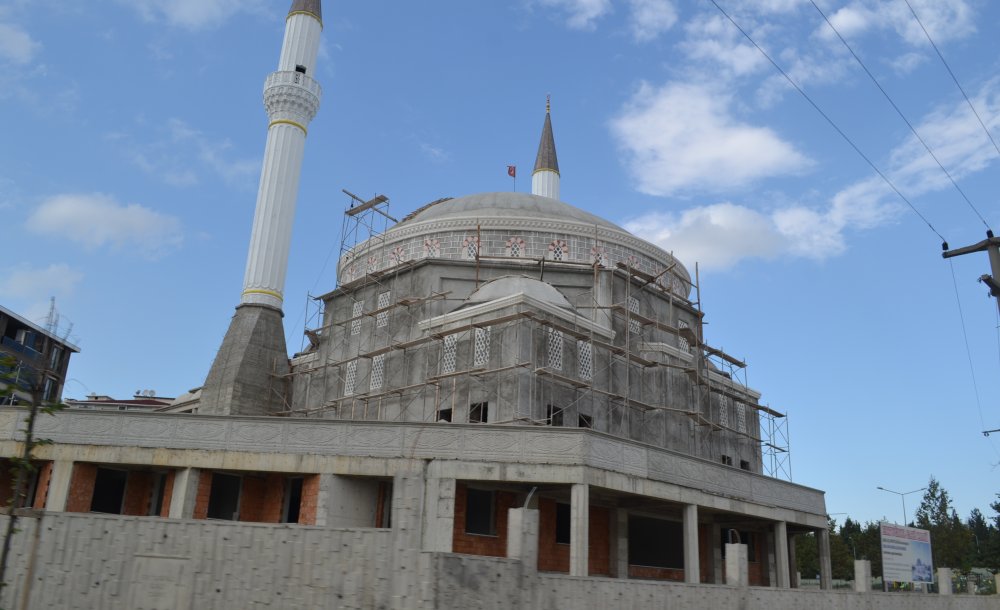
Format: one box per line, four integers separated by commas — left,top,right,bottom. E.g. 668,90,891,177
880,522,933,583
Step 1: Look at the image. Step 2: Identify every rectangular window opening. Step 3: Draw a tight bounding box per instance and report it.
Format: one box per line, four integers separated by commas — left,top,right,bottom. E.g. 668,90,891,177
464,488,496,536
281,477,304,524
578,414,593,429
206,473,242,521
546,404,563,427
469,402,488,423
90,467,128,514
720,454,733,467
148,472,167,517
739,459,750,471
628,516,684,569
555,502,571,544
436,407,453,422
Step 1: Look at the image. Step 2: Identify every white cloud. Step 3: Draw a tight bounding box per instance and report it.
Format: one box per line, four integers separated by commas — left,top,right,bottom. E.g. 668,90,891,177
0,21,40,64
620,79,1000,270
121,0,266,30
680,15,765,77
115,118,258,188
536,0,612,30
887,51,926,75
26,194,183,258
610,81,810,195
0,263,83,303
628,0,677,42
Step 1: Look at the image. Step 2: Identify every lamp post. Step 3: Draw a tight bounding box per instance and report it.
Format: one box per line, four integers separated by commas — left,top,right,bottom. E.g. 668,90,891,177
876,486,927,526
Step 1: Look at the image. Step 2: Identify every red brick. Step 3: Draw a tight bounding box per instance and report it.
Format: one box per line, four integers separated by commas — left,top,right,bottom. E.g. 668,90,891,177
239,474,285,523
65,463,97,513
536,498,611,575
452,483,517,557
193,471,212,520
298,475,320,525
160,471,175,517
122,471,153,516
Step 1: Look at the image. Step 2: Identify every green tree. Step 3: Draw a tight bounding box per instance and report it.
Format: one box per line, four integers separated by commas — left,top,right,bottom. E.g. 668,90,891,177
914,477,973,571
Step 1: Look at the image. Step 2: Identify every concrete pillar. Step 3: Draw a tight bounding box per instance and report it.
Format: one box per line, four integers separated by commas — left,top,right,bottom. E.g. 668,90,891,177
683,504,700,584
774,521,790,588
43,460,73,511
994,572,1000,596
854,560,872,593
712,525,724,584
817,529,833,590
390,472,423,550
937,567,952,595
787,533,798,588
507,508,539,572
570,483,589,577
422,478,456,552
725,543,748,587
167,468,199,519
614,508,628,578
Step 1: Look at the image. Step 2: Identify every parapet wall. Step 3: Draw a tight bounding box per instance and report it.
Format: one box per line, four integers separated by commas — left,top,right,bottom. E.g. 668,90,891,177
1,512,995,610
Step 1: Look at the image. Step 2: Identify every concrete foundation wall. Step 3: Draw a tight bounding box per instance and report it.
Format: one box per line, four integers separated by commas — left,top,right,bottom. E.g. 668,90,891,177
1,511,994,610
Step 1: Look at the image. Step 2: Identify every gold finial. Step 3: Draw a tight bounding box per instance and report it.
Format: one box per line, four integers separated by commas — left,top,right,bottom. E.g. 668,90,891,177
546,94,551,114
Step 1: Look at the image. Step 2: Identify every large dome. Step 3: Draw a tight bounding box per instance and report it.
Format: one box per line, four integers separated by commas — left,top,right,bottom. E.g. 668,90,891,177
393,192,624,233
339,191,691,297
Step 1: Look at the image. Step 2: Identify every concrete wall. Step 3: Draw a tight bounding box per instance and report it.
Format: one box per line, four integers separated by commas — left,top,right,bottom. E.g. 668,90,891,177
1,512,994,610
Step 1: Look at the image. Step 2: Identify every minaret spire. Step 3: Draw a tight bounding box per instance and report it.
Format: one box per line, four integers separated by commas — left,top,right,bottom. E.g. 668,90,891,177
200,1,324,416
532,95,560,200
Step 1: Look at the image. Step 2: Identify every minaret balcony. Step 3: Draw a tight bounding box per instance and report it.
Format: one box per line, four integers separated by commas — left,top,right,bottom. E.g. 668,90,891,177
263,70,322,124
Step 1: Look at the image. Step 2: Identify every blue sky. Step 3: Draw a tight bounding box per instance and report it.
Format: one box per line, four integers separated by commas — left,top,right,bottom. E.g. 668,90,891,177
1,0,998,526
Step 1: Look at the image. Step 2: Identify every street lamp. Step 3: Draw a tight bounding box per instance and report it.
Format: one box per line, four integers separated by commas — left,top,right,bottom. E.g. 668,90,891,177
876,486,927,525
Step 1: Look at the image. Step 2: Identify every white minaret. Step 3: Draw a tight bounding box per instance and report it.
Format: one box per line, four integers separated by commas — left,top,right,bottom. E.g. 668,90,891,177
531,96,560,200
241,0,323,309
201,0,323,416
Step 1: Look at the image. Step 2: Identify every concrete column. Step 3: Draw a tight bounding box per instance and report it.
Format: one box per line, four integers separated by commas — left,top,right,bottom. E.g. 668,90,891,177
43,460,73,511
725,543,748,587
570,483,589,577
936,567,952,595
167,468,200,519
774,521,790,588
683,504,700,584
712,526,724,584
422,478,456,552
854,560,872,592
390,472,423,550
614,508,628,578
787,533,798,588
994,572,1000,596
507,508,539,572
817,529,833,590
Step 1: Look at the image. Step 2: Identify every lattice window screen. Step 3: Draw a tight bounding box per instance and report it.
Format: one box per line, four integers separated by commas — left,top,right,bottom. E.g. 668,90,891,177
627,296,641,334
719,397,729,428
678,320,690,352
370,354,385,390
474,327,491,367
441,334,458,374
547,327,563,371
376,291,391,327
737,402,747,433
344,360,357,396
351,301,364,335
577,340,592,380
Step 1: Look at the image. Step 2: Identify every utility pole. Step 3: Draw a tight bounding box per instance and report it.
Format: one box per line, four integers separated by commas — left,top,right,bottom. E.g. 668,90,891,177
942,230,1000,316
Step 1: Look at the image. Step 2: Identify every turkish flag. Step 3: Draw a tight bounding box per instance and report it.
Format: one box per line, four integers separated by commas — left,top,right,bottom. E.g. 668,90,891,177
507,165,516,178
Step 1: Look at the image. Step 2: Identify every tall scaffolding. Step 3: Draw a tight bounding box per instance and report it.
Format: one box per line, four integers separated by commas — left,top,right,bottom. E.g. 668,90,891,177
287,209,791,477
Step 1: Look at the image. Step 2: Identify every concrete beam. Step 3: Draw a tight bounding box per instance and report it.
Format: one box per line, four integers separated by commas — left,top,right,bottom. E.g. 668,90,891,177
570,483,589,577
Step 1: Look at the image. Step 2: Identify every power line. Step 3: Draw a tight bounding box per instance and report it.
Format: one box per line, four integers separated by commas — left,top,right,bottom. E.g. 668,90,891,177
948,259,1000,459
904,0,1000,162
808,0,991,232
705,0,948,246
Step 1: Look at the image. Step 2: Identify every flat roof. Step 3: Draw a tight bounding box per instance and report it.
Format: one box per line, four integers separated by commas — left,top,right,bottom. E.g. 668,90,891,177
0,304,80,352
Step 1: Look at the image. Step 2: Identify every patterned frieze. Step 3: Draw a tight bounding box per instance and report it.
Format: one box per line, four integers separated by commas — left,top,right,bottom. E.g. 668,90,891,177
0,408,823,515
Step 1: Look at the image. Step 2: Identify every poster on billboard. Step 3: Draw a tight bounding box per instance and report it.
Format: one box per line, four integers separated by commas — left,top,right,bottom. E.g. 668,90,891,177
880,522,933,583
